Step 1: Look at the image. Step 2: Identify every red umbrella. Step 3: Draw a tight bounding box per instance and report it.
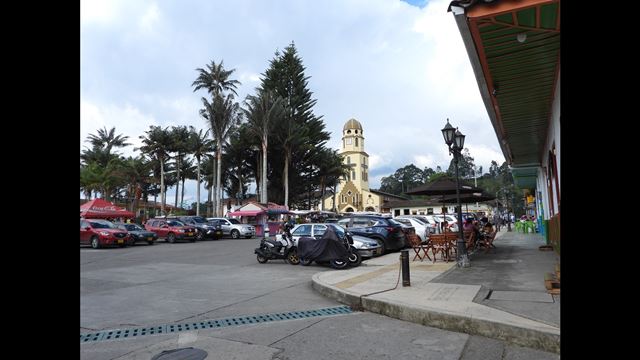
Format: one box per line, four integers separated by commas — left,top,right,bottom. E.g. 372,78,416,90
80,198,135,219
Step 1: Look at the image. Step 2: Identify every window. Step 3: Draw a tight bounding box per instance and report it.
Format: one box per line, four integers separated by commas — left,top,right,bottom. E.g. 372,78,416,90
347,156,351,164
355,138,358,147
346,138,352,145
404,209,410,215
293,225,312,237
313,225,327,237
394,209,400,217
352,170,356,180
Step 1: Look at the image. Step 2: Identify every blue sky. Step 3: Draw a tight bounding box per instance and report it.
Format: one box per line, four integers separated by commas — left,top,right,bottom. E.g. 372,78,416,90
81,0,504,205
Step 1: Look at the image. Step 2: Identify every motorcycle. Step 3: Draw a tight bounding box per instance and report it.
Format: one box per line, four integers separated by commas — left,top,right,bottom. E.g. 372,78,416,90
254,222,300,265
298,224,361,269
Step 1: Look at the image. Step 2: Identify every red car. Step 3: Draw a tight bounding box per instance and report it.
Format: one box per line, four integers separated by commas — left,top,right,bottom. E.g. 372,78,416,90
80,219,130,249
144,218,197,243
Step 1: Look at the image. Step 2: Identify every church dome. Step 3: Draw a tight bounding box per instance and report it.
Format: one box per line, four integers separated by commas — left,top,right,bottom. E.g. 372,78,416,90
343,118,363,132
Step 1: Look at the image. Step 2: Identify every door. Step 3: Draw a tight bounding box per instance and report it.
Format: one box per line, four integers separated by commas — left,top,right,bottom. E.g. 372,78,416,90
80,220,91,244
221,219,232,235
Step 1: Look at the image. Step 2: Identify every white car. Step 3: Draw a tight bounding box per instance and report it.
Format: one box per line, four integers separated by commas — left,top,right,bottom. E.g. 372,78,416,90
277,223,383,258
394,217,429,243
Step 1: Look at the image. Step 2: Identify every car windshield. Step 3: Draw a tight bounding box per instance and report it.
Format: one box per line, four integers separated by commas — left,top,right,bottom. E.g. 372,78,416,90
190,217,207,223
167,220,185,226
124,224,143,231
89,221,116,229
387,219,402,226
227,218,241,224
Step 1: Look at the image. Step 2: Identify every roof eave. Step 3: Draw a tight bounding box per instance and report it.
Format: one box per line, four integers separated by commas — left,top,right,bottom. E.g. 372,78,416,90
452,9,513,165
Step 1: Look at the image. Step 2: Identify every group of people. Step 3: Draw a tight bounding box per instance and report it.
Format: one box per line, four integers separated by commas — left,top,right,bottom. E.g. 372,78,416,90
462,216,494,248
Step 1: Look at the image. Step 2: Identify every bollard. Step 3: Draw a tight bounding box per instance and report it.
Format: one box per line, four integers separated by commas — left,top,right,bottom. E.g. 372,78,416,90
400,249,410,287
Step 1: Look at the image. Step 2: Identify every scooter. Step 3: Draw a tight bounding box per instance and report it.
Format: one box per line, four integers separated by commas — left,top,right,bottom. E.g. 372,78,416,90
254,223,300,265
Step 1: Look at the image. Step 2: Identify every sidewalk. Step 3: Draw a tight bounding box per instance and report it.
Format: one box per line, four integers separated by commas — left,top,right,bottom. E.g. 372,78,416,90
312,229,560,354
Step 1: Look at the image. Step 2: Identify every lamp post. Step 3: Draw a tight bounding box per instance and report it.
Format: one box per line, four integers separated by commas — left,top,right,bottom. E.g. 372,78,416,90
441,119,470,268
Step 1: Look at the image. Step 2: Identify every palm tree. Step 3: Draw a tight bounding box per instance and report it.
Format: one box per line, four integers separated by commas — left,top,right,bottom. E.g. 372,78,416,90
192,60,241,97
188,127,214,216
192,59,242,216
168,126,191,209
137,126,172,215
276,114,305,209
200,95,241,216
178,157,196,209
84,127,131,166
119,156,151,212
243,90,284,204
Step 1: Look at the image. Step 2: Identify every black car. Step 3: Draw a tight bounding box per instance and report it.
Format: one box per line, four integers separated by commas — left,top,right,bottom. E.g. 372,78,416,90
336,215,406,254
175,216,223,240
115,223,158,245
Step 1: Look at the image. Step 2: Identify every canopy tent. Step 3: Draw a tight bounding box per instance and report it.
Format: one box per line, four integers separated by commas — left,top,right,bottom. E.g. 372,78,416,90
227,210,263,217
80,198,135,219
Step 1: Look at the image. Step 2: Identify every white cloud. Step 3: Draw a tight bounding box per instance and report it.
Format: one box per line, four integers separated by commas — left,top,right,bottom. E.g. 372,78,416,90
139,3,161,33
81,0,508,198
80,100,160,157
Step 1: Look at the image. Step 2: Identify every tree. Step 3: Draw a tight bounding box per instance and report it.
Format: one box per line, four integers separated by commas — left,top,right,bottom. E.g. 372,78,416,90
192,59,241,216
138,126,173,215
192,60,241,97
84,126,131,165
314,148,349,211
261,42,330,208
168,126,191,209
188,127,214,216
447,148,475,179
243,89,284,204
200,95,241,216
379,164,428,195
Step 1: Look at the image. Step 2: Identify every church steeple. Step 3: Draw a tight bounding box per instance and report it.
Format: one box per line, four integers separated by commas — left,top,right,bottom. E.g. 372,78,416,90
340,118,369,192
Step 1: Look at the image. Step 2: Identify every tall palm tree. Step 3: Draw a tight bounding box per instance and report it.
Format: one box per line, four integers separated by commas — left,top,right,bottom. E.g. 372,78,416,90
119,156,151,212
200,95,241,216
276,114,305,209
178,157,196,209
168,126,191,209
137,126,172,215
84,126,131,166
243,90,284,204
192,59,241,216
188,127,214,216
192,60,241,97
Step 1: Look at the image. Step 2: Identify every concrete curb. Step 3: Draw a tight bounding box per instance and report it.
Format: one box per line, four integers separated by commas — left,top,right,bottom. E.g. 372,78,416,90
311,273,560,354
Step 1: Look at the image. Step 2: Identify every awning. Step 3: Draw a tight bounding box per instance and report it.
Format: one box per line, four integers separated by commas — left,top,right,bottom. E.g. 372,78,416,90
227,210,263,217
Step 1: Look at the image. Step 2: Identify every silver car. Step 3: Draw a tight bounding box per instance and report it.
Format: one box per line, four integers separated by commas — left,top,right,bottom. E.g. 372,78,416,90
208,217,256,239
278,223,383,258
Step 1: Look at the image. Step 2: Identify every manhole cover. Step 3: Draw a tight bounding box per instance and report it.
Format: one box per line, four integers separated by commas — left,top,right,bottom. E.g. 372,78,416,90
151,347,208,360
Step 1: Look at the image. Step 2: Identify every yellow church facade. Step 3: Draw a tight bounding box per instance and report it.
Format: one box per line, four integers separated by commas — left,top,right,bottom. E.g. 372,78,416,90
323,118,405,213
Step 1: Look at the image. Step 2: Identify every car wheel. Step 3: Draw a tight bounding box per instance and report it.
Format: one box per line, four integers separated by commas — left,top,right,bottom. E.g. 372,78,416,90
90,236,101,249
375,238,386,254
147,240,154,245
196,230,204,241
167,233,176,243
300,258,313,266
231,230,240,239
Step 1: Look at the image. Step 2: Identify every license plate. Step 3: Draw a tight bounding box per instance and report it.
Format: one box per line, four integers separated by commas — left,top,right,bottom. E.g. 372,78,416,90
216,231,222,235
148,237,153,241
117,239,124,244
187,232,193,236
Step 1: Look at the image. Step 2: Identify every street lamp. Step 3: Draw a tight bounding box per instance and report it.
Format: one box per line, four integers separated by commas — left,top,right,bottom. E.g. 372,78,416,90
441,118,469,268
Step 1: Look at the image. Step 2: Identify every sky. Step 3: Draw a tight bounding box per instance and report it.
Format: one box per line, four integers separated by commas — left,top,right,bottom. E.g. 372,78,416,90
81,0,505,206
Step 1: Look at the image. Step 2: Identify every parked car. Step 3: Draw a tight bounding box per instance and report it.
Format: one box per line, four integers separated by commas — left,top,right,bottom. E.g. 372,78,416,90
80,219,130,249
433,215,459,233
114,222,158,245
394,217,428,243
336,215,406,254
144,218,197,243
208,217,256,239
174,216,223,240
276,223,382,258
397,215,439,235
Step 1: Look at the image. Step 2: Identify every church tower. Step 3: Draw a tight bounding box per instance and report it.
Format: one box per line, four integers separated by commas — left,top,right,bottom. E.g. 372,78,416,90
341,118,369,192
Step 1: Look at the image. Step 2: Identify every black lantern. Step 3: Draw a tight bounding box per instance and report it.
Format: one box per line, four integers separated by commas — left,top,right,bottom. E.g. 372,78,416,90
441,118,456,146
442,119,469,267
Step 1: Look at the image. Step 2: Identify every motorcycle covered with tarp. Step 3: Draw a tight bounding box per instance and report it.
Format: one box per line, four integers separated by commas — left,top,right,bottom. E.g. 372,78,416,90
297,224,361,269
